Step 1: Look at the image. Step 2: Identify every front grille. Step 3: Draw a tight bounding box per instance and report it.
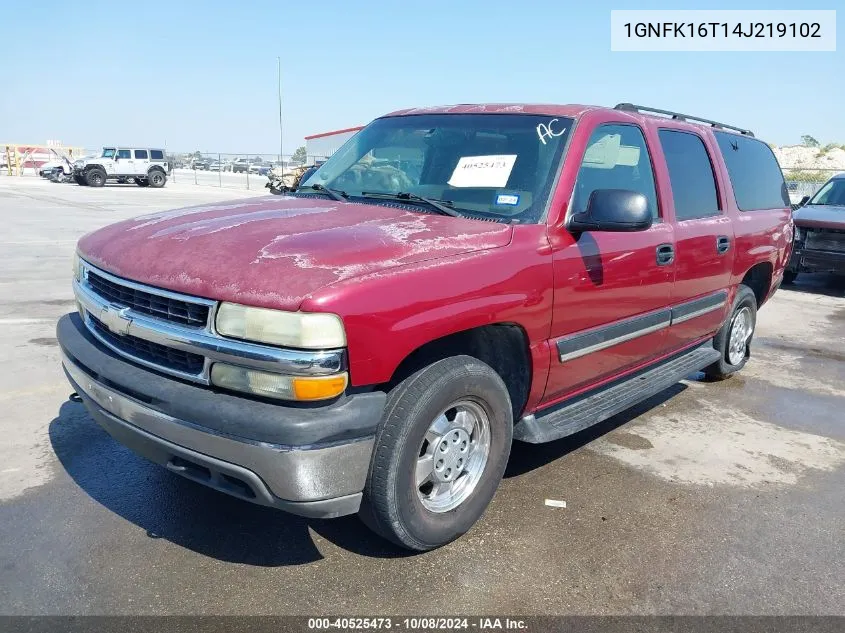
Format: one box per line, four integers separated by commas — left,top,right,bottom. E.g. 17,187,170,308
89,315,205,375
806,229,845,253
87,270,209,327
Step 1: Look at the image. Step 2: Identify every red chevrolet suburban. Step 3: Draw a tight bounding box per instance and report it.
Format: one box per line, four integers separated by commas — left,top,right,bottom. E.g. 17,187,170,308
58,103,792,550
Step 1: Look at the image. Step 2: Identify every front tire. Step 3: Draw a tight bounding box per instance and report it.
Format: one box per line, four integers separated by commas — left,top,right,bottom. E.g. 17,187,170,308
704,285,757,380
782,270,798,285
134,177,150,187
85,167,106,187
360,356,513,551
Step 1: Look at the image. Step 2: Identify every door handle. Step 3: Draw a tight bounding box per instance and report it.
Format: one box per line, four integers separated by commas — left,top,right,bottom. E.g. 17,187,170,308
716,236,731,254
656,243,674,266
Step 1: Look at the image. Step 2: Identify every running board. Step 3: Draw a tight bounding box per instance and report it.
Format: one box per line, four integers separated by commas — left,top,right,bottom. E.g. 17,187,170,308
514,342,721,444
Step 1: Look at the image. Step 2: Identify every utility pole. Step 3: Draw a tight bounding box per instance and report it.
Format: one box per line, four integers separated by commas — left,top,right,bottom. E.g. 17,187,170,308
277,56,284,164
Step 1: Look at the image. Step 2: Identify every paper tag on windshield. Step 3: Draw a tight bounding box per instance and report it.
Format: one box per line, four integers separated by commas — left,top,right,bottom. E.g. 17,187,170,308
448,155,517,188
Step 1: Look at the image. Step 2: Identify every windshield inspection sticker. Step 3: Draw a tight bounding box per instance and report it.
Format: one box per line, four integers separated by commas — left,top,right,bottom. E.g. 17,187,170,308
448,155,517,188
537,118,567,145
495,194,520,206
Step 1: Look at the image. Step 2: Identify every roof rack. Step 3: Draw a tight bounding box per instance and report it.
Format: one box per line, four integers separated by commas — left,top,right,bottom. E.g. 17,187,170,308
613,103,754,137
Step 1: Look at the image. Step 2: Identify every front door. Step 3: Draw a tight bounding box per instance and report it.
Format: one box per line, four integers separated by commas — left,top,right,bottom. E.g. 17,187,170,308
115,148,134,176
544,121,675,404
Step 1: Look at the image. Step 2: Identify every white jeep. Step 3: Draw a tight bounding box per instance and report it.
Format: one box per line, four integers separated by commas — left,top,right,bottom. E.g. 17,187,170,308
74,147,170,188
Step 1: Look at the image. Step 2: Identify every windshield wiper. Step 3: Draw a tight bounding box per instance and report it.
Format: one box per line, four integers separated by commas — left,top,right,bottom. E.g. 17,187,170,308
299,183,348,202
360,191,461,217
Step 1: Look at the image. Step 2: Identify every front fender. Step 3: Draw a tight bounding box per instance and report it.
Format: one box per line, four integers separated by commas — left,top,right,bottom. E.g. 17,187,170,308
302,225,554,397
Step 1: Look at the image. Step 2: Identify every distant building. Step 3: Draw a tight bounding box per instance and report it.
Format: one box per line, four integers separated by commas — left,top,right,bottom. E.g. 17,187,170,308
304,126,363,164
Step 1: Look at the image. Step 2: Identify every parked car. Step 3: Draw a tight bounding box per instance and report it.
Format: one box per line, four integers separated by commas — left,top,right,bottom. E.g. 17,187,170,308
785,173,845,283
39,160,67,177
192,158,211,171
231,158,251,173
39,158,75,179
248,160,270,174
58,103,791,550
73,147,170,188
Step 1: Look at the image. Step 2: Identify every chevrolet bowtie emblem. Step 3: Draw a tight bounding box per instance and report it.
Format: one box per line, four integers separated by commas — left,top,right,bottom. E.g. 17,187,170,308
100,304,132,336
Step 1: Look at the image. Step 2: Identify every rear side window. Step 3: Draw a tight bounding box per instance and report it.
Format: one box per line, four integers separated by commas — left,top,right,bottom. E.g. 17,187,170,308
150,150,164,160
117,149,131,159
658,130,719,220
714,132,789,210
572,124,659,218
134,150,148,159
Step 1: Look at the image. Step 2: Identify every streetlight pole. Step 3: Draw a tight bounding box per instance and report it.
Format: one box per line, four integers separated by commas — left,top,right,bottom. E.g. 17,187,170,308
277,56,284,164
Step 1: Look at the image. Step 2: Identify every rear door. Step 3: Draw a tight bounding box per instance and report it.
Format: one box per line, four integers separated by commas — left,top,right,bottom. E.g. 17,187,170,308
133,149,150,175
656,128,734,349
544,120,675,403
150,149,167,172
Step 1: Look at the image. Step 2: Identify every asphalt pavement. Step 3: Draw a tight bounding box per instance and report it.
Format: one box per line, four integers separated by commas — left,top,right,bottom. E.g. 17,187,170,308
0,176,843,615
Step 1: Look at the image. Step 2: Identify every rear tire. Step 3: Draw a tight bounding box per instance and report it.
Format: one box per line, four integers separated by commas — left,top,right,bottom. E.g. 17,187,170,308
359,356,513,551
147,169,166,188
85,167,106,187
704,285,757,380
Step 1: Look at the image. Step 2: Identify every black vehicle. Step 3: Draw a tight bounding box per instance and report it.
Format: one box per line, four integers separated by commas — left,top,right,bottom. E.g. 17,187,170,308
786,173,845,283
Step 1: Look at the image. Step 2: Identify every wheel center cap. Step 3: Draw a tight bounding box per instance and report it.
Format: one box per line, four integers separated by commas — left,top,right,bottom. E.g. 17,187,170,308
432,427,471,483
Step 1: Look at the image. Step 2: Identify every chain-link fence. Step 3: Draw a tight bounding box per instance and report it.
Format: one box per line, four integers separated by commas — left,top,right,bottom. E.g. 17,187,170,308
8,146,844,202
168,154,844,197
168,152,331,191
781,166,843,204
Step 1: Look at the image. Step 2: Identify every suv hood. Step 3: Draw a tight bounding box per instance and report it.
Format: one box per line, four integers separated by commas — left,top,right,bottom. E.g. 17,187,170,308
78,196,513,310
793,205,845,230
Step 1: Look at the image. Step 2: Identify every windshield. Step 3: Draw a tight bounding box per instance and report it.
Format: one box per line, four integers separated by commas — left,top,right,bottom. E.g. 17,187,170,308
101,148,115,158
808,178,845,206
300,114,573,222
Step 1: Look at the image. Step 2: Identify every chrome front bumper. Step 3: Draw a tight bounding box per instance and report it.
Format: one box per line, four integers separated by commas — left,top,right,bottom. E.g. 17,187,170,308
58,313,383,519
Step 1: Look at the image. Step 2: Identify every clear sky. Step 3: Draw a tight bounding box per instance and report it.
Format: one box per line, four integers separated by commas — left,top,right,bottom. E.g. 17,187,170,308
2,0,842,154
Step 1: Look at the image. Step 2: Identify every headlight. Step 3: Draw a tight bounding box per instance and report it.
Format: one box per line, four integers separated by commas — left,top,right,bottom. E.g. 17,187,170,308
210,363,348,401
215,303,346,349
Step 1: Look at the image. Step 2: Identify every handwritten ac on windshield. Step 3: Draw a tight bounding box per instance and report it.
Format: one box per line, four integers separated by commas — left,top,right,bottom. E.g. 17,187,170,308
537,119,567,145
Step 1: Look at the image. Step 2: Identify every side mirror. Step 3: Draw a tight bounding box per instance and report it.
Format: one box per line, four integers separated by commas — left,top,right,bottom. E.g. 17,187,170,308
567,189,653,233
798,195,810,207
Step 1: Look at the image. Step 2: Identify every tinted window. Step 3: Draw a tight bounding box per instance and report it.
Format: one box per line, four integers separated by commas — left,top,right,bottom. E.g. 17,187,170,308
659,130,719,220
117,149,131,159
714,132,788,211
134,149,148,159
572,124,658,218
150,150,164,160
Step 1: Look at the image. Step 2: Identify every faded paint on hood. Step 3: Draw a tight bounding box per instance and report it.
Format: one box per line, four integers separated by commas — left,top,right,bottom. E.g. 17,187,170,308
793,205,845,231
77,195,513,310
